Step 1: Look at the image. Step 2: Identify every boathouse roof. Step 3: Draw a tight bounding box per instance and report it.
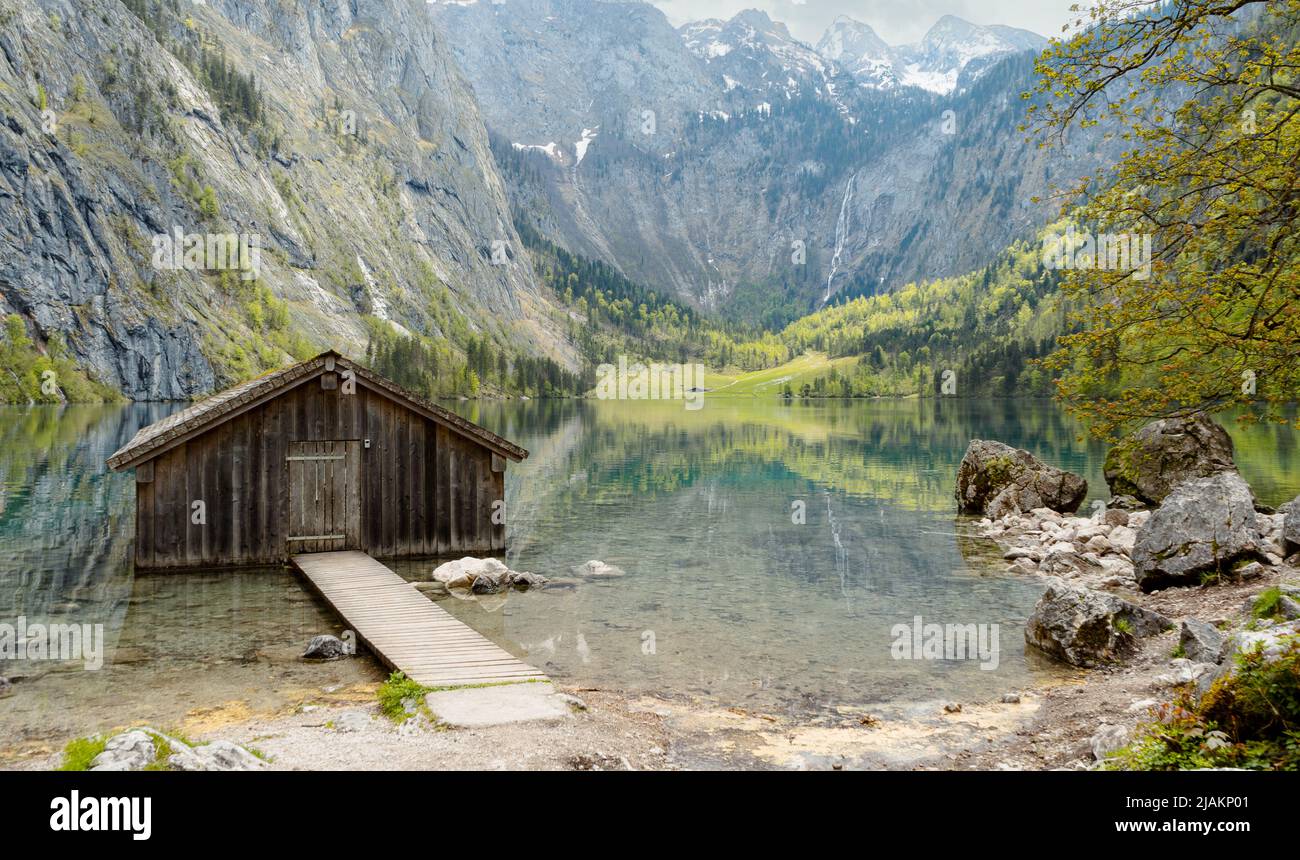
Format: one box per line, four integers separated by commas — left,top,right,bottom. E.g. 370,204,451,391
107,350,528,470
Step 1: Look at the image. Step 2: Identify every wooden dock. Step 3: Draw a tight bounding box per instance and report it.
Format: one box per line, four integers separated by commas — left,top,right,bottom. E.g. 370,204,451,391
292,551,546,687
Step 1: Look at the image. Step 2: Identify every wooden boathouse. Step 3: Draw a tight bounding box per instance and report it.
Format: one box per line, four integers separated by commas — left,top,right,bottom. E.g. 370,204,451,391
107,350,528,570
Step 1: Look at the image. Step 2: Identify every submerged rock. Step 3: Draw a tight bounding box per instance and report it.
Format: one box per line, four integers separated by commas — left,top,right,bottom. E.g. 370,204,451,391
470,574,501,594
431,557,547,593
509,571,549,589
302,635,348,660
1132,472,1264,592
954,440,1087,517
574,560,626,578
1025,577,1172,667
1103,413,1237,506
1179,619,1224,664
0,677,11,697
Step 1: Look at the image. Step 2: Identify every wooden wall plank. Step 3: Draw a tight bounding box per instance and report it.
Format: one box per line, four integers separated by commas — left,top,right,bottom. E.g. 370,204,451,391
435,424,451,555
132,373,520,568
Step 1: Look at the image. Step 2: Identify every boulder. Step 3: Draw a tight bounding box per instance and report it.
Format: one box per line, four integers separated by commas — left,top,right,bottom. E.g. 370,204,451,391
1156,658,1217,686
1280,495,1300,554
954,440,1087,517
1194,620,1300,700
433,557,511,590
1024,577,1172,667
90,730,158,771
1233,561,1269,581
170,741,267,772
1084,535,1113,555
1039,549,1104,580
1103,414,1237,506
470,574,501,595
509,571,549,589
1179,619,1224,664
1090,724,1133,761
1102,508,1131,527
1132,472,1265,592
1108,525,1137,554
1106,495,1147,512
302,635,348,660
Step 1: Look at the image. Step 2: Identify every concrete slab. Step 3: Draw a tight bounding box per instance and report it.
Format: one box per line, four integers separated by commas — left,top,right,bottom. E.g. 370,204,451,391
425,682,575,728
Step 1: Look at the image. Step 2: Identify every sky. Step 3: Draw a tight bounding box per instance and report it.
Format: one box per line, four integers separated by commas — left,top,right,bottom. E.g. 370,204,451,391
648,0,1079,45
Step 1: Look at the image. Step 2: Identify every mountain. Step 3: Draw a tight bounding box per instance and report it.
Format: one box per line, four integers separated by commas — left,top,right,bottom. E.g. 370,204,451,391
437,0,1105,321
0,0,571,399
815,17,898,89
428,0,716,159
895,15,1048,94
817,13,1048,95
679,10,839,98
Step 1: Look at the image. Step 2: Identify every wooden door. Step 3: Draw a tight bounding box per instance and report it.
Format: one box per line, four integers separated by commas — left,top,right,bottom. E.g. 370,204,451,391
286,440,360,554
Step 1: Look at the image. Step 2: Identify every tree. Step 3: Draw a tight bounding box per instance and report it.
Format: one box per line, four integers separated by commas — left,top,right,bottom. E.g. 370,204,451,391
1028,0,1300,436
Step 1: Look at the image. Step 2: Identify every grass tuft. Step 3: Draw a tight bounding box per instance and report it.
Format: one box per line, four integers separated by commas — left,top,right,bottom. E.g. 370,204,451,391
58,735,107,771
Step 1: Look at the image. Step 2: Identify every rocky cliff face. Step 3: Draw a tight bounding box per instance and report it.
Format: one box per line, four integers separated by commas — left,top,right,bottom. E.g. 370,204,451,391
0,0,567,399
430,0,716,159
440,0,1104,319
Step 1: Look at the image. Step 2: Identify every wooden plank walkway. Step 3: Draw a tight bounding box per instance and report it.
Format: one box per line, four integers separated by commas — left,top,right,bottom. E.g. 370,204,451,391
292,551,546,687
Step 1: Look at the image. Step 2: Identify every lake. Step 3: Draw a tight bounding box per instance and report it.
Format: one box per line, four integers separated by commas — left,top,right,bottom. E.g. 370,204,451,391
2,398,1297,760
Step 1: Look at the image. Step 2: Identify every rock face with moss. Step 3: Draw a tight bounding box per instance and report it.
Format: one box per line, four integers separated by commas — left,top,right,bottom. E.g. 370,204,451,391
1024,577,1171,667
1132,472,1265,592
0,0,569,399
955,439,1087,517
1103,414,1237,507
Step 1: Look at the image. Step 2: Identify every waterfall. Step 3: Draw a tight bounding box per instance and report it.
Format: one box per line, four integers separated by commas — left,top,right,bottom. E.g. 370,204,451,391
824,171,858,304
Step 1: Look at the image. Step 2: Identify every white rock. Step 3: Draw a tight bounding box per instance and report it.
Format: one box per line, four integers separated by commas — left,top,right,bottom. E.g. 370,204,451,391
169,741,267,772
1085,535,1113,554
575,560,625,578
432,557,511,589
1109,525,1138,553
90,730,158,771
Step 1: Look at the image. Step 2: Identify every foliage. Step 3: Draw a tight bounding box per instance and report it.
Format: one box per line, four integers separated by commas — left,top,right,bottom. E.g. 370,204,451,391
1250,587,1287,622
1028,0,1300,436
376,672,431,724
1107,633,1300,770
58,735,107,771
0,315,120,404
774,239,1066,397
123,0,265,129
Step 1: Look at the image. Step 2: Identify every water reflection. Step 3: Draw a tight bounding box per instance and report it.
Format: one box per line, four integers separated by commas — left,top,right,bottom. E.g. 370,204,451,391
1,399,1296,757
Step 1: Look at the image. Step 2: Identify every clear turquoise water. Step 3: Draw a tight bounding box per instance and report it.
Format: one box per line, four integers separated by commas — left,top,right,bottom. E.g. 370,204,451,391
1,400,1296,751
